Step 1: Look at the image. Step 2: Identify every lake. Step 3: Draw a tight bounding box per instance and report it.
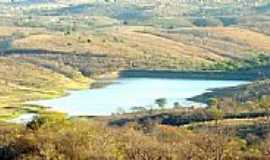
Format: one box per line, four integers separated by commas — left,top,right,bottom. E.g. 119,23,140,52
30,78,248,116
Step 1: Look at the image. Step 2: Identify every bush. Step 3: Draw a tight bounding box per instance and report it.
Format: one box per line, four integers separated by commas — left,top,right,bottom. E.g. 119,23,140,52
192,17,223,27
26,112,68,130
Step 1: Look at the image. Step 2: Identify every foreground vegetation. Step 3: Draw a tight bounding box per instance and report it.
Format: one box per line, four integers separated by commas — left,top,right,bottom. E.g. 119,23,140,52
2,98,270,160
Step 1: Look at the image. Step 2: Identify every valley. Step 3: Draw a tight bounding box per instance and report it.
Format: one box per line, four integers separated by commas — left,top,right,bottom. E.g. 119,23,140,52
1,0,270,159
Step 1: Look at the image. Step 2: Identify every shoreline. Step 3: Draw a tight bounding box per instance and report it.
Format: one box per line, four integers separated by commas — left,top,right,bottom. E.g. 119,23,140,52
6,69,257,122
119,69,264,81
4,72,120,122
1,78,95,122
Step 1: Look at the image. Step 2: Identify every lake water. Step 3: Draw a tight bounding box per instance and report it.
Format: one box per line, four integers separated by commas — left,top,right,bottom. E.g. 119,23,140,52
8,113,37,124
31,78,248,116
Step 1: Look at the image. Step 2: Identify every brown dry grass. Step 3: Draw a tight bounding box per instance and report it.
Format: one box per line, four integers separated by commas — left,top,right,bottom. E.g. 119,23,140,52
0,118,252,160
204,27,270,51
11,26,270,66
141,26,270,60
0,26,46,37
10,26,220,66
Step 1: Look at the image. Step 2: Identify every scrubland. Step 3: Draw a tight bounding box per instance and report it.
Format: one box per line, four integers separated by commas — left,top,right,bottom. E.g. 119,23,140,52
1,0,270,159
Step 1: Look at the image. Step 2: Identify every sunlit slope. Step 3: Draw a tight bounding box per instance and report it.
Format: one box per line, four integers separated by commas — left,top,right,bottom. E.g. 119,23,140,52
146,27,270,59
0,26,46,37
204,27,270,51
10,26,270,66
0,57,90,119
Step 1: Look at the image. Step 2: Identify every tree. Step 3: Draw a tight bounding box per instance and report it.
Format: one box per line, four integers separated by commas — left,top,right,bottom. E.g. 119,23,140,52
207,98,223,131
116,107,125,115
173,102,180,109
155,98,167,109
208,107,224,132
207,98,219,108
123,20,128,25
87,39,92,43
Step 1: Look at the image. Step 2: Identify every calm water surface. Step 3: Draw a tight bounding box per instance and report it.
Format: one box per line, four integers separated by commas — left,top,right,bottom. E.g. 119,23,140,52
31,78,248,116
